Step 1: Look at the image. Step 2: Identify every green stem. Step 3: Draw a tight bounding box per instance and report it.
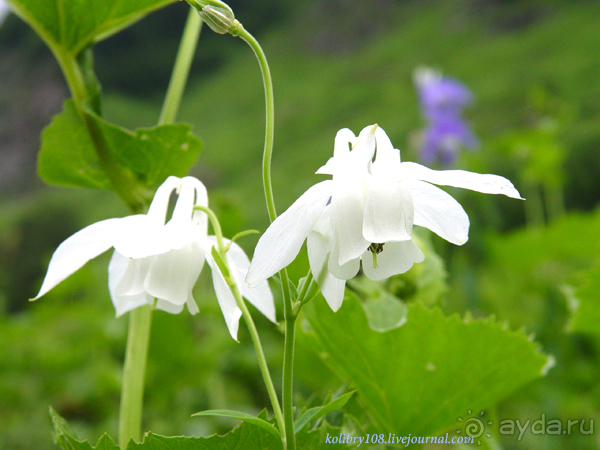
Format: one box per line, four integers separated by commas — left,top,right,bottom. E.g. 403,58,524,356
55,51,89,109
282,307,297,450
193,205,225,252
118,305,153,448
293,270,315,315
193,205,286,436
159,10,203,125
234,24,296,450
234,25,276,223
296,270,314,305
117,14,203,445
232,282,286,437
56,50,149,213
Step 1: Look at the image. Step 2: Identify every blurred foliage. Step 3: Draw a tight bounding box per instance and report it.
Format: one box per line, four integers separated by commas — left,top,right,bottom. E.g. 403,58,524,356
1,0,600,449
568,260,600,336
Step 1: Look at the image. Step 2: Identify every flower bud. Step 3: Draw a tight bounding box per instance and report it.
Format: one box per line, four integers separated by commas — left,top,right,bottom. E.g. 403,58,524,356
200,4,235,34
185,0,236,35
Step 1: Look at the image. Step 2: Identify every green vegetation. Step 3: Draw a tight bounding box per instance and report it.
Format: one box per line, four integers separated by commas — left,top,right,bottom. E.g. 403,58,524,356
1,0,600,449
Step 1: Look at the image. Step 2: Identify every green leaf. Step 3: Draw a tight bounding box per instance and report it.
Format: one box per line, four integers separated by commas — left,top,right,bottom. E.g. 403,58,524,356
294,391,355,434
362,292,407,332
39,101,111,189
568,260,600,335
300,293,552,437
130,432,282,450
192,410,281,439
7,0,174,56
39,100,202,191
51,406,119,450
50,406,283,450
296,420,354,449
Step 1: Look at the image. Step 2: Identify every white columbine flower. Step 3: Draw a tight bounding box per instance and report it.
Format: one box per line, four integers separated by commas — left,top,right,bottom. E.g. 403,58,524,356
34,176,275,339
246,124,522,311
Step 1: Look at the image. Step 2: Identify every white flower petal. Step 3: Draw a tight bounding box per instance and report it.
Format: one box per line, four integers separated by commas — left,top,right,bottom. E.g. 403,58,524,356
109,252,150,298
334,128,357,157
114,293,154,317
172,177,207,226
405,179,470,245
188,177,209,234
318,271,346,311
316,128,356,175
398,162,523,199
155,298,185,314
146,176,181,224
328,241,361,280
108,250,129,297
362,240,425,280
108,251,153,316
372,127,401,174
224,239,276,323
33,218,126,299
355,124,377,153
204,245,242,340
315,157,336,176
363,177,414,243
112,215,168,258
331,175,370,265
401,238,426,263
144,243,204,306
185,295,200,315
171,177,197,224
307,212,346,311
246,180,333,286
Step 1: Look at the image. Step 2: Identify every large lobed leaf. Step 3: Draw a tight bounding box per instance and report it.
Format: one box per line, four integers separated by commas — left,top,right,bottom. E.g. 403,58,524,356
6,0,174,56
301,293,552,437
38,100,202,191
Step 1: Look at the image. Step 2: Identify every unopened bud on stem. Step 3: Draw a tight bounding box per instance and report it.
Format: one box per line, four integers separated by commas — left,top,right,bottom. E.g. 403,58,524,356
200,5,235,34
185,0,238,35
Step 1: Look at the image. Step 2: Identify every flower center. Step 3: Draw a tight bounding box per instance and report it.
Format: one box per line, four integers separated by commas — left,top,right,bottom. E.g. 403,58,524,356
368,243,385,254
368,243,385,269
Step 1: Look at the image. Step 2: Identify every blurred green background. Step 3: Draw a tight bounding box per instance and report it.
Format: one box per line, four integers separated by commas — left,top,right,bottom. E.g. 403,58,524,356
1,0,599,449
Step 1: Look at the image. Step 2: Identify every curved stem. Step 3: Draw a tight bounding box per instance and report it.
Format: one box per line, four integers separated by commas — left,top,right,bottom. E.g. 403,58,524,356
235,24,296,450
159,10,203,125
234,25,276,223
193,205,225,252
118,305,153,448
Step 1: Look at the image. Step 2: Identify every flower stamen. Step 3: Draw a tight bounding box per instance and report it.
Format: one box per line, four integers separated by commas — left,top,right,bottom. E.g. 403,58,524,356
368,243,385,268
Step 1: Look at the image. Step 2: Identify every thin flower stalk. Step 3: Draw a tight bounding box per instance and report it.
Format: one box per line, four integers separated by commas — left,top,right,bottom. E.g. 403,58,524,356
232,23,296,450
194,205,285,437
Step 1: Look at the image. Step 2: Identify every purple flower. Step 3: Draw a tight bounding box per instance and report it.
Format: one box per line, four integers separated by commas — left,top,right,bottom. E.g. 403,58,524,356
415,68,478,165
